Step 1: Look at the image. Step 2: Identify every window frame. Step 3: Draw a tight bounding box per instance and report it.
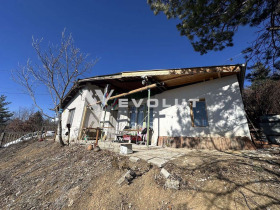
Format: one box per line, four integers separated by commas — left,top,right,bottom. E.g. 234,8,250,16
190,99,209,127
129,106,137,128
128,104,154,129
67,108,76,127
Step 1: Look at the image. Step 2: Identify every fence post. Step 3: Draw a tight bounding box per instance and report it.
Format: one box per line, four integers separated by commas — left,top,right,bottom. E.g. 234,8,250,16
0,132,5,147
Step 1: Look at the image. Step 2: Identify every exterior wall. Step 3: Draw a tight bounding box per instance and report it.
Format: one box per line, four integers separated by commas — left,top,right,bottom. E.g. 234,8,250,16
59,74,252,150
82,84,103,130
60,90,87,142
60,84,103,143
117,107,129,132
152,75,251,147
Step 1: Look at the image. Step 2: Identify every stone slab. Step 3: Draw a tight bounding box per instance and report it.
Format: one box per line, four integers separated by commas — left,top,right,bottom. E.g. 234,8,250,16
129,156,140,163
160,168,170,178
165,178,180,190
148,158,167,168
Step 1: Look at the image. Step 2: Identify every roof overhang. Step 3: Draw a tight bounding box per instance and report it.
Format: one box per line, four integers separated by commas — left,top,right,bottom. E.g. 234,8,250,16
60,64,246,108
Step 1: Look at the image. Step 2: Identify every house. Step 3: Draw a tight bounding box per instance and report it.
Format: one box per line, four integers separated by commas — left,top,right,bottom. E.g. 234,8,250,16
58,64,255,150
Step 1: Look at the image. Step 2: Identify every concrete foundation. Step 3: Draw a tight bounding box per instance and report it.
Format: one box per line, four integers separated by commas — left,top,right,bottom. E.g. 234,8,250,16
157,136,255,150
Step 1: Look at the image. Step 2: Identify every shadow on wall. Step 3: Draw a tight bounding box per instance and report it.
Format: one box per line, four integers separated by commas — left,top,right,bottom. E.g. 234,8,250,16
157,77,252,149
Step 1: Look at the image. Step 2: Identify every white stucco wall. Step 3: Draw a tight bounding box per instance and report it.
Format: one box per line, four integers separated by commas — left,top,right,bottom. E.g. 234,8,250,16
83,84,103,129
59,74,250,146
60,89,87,142
152,75,250,145
60,84,104,142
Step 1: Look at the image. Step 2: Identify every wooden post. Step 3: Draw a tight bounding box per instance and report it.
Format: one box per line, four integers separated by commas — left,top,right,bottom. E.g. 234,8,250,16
190,102,194,127
95,128,100,147
79,102,88,140
0,132,5,147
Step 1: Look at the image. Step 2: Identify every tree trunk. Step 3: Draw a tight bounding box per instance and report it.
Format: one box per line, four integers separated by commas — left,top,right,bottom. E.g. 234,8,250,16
58,104,65,146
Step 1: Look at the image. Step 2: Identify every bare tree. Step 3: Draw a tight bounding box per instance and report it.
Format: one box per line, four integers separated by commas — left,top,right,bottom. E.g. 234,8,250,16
13,29,97,146
12,106,35,121
243,79,280,126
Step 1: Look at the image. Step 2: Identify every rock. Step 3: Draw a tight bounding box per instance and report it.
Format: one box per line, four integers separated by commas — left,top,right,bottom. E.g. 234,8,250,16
148,158,167,168
87,144,93,151
93,146,100,152
129,157,140,163
68,199,74,207
67,186,80,206
165,178,180,190
160,168,170,179
116,170,136,185
116,175,129,185
124,170,136,180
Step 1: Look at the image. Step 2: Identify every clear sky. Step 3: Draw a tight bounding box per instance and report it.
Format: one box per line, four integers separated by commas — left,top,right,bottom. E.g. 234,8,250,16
0,0,256,116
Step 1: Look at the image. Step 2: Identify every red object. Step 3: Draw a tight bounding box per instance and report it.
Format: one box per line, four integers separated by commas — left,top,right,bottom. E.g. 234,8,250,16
122,135,142,143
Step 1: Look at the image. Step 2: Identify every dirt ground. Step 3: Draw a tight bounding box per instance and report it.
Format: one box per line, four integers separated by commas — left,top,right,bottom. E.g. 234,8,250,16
0,139,280,210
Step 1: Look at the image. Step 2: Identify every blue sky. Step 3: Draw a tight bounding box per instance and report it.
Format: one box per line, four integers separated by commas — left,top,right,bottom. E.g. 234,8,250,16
0,0,256,116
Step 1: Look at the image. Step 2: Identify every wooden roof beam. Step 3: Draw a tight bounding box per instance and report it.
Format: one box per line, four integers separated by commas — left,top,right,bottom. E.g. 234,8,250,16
89,83,160,106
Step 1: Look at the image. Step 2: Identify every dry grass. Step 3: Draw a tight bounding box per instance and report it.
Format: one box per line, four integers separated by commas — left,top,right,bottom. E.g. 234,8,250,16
0,140,280,209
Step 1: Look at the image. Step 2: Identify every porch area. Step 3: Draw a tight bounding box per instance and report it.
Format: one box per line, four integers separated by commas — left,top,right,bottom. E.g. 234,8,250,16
77,139,184,167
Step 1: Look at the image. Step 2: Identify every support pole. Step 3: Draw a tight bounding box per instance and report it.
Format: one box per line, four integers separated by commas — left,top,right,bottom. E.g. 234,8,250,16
95,127,100,146
102,107,107,127
101,106,107,141
146,88,151,147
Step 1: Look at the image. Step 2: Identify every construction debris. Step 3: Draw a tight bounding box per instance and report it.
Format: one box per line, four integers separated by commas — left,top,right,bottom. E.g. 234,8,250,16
87,144,93,150
119,143,133,155
116,170,136,185
164,178,180,190
129,156,140,163
93,145,101,152
148,157,167,168
160,168,170,179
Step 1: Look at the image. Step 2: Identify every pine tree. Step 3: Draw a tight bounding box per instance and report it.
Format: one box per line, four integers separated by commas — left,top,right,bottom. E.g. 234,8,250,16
0,95,13,125
148,0,280,71
246,62,271,87
246,62,280,87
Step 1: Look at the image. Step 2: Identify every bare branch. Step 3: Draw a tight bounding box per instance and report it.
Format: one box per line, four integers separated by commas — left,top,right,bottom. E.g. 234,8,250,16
12,29,98,145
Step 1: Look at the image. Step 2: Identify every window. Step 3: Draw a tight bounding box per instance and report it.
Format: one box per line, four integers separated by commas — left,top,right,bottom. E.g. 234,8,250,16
129,107,137,128
129,105,153,129
67,108,76,126
137,105,145,127
147,108,154,128
190,99,208,127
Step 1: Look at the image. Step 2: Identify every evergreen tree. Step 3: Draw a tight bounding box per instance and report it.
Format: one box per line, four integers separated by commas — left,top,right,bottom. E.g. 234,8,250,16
246,62,280,87
246,62,271,87
148,0,280,71
0,95,13,126
27,111,44,131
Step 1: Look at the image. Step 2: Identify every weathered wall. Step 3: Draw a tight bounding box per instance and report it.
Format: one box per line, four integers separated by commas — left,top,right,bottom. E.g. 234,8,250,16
60,89,87,142
59,74,251,149
60,84,104,142
152,75,251,146
157,136,255,150
83,84,103,130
